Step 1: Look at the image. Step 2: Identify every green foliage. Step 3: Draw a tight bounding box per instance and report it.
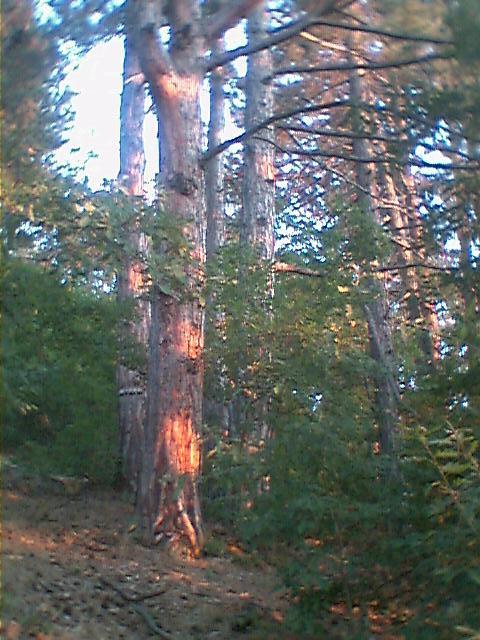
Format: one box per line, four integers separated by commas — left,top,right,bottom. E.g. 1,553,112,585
203,196,480,638
234,381,480,638
1,3,479,639
2,260,123,483
1,0,72,250
447,0,480,64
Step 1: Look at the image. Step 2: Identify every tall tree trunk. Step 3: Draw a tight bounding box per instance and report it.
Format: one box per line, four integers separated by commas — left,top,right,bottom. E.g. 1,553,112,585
457,153,479,315
348,41,400,460
241,5,275,260
135,0,206,554
131,0,264,553
204,38,228,438
390,166,438,364
236,2,276,441
368,67,439,366
117,28,148,496
206,40,226,260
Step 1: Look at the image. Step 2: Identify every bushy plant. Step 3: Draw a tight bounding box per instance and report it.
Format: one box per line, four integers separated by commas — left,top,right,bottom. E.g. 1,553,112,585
2,260,124,484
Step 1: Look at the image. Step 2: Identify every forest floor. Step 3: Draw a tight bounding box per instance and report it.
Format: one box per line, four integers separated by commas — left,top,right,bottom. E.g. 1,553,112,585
2,461,289,640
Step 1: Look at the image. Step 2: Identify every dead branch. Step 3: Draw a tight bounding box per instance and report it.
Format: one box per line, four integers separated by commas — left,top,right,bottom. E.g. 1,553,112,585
273,261,325,277
272,260,454,280
201,99,349,163
99,577,172,639
206,6,450,72
100,576,167,603
131,602,174,639
270,52,453,79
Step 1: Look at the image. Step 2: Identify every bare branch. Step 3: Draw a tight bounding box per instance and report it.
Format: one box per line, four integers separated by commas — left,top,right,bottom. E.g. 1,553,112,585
270,52,453,79
201,99,349,163
274,261,325,277
279,124,399,143
206,0,339,71
100,577,167,603
100,577,172,639
206,9,451,72
253,135,480,172
283,18,453,46
206,14,312,72
273,261,454,281
375,262,455,273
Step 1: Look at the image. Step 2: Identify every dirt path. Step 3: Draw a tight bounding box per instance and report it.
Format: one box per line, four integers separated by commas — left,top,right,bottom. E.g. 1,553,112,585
2,468,289,640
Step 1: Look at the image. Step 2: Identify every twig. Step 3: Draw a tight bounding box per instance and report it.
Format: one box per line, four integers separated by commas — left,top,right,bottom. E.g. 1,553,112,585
130,602,173,639
100,576,167,602
272,261,453,279
99,577,172,639
274,261,325,277
270,52,453,79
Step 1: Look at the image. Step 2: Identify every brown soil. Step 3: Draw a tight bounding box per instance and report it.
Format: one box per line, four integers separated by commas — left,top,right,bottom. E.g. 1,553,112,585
1,464,289,640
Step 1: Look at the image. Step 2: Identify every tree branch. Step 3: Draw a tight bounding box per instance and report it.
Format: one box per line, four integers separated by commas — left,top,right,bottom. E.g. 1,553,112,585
100,577,167,603
279,124,399,143
274,261,326,277
100,577,172,639
201,99,349,163
375,262,455,273
270,52,453,79
206,9,451,72
273,261,454,280
276,17,453,46
206,14,310,72
135,0,171,78
253,135,480,172
205,0,340,71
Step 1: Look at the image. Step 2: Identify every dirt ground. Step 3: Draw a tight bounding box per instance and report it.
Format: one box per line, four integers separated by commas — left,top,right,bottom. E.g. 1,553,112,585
1,463,289,640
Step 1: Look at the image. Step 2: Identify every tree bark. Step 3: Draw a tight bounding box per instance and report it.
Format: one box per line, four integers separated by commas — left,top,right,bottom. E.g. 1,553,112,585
348,37,400,460
234,2,276,441
117,27,149,496
131,0,269,553
241,5,275,260
206,41,226,259
377,162,439,365
204,37,229,437
134,0,207,553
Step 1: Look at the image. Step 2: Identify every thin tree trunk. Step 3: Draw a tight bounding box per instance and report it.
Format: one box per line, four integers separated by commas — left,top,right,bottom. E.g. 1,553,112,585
348,39,400,460
235,3,276,442
241,5,275,260
204,37,228,439
206,40,226,260
117,28,148,496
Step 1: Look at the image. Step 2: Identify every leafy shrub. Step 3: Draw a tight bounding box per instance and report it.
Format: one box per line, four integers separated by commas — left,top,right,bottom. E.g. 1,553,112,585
3,260,122,484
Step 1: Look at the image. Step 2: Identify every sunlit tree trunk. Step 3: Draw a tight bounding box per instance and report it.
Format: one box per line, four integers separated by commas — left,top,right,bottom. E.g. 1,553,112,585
134,0,206,554
457,149,479,315
389,166,439,365
132,0,265,553
117,27,149,496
